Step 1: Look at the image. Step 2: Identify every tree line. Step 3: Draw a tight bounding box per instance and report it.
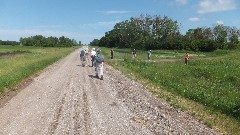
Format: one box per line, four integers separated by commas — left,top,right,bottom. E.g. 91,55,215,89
19,35,80,47
0,40,19,46
90,14,240,52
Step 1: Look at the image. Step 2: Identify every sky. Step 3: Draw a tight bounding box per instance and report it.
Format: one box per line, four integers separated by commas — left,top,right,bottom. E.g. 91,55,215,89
0,0,239,44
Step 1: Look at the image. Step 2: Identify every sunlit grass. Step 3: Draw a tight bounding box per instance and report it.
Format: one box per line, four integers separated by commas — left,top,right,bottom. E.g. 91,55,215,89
97,46,240,134
0,45,77,93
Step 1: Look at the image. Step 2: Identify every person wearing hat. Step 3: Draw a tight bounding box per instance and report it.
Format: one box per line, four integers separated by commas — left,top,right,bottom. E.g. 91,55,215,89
90,48,96,67
95,48,104,80
148,50,151,61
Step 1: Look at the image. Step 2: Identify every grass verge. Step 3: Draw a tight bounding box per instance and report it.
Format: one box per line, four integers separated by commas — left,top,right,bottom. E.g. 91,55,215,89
97,46,240,135
0,45,77,94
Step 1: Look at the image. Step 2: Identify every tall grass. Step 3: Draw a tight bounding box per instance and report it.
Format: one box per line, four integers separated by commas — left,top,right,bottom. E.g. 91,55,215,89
122,58,240,117
0,45,77,94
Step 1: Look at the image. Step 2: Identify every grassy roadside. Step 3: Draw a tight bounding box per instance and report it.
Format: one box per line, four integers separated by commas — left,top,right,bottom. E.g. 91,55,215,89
97,46,240,135
0,45,78,94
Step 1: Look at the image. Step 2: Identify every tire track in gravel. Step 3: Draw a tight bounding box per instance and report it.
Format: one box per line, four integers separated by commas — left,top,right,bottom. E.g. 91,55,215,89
49,92,67,134
72,76,85,135
45,50,87,135
81,65,92,135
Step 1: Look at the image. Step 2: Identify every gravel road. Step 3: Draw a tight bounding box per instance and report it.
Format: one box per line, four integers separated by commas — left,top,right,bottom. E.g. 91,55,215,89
0,48,221,135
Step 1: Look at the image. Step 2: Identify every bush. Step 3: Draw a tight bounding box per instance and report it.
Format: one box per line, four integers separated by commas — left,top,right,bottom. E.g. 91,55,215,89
190,39,217,52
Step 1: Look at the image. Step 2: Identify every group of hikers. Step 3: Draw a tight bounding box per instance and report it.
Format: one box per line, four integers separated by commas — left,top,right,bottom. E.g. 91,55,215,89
80,47,190,81
80,47,104,80
132,49,152,61
132,49,189,64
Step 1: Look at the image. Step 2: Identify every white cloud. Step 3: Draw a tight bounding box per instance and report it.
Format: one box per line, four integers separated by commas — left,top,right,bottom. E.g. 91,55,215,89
79,21,120,29
32,25,63,29
176,0,188,5
216,20,224,25
198,0,236,14
97,21,120,26
189,17,201,22
97,10,130,14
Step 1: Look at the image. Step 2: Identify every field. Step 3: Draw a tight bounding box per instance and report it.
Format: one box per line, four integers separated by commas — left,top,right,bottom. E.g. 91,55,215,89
1,45,240,134
98,47,240,134
0,45,77,94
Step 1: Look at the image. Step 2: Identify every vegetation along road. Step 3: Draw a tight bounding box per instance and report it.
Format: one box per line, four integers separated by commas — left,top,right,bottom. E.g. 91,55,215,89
0,48,221,134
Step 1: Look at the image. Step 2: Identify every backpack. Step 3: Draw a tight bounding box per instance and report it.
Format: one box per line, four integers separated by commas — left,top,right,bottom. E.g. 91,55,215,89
80,50,85,57
96,53,104,63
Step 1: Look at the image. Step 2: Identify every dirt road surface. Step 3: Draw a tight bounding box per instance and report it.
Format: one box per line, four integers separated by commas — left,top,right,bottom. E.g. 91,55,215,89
0,48,220,135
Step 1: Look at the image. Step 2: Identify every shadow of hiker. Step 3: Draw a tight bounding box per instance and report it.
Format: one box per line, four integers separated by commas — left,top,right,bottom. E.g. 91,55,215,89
88,75,99,79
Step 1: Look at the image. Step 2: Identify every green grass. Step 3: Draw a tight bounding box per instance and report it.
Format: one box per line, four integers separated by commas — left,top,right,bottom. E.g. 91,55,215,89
0,45,77,94
95,46,240,134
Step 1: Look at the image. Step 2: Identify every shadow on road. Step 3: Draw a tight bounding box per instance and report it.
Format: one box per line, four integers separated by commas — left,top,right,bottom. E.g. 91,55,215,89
88,75,99,79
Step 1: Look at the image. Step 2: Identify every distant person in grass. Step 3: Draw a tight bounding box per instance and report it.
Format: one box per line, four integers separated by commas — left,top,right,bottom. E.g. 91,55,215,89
95,48,104,80
110,48,114,59
185,52,189,65
90,48,96,67
148,50,151,61
132,49,136,58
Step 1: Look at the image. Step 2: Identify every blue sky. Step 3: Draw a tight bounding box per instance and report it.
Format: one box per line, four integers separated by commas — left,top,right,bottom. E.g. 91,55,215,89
0,0,239,44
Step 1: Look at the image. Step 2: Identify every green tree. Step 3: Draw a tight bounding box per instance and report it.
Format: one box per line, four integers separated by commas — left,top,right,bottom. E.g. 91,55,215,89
213,24,228,49
98,14,181,50
90,39,100,46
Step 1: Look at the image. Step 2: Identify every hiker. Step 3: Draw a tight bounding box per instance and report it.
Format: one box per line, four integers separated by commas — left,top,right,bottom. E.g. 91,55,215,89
185,52,189,65
148,50,151,61
110,48,114,59
90,48,96,67
95,48,104,80
85,46,89,56
132,49,136,58
80,49,86,66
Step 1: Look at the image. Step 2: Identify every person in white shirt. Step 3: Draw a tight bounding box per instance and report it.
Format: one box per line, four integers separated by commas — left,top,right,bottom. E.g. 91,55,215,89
90,48,96,67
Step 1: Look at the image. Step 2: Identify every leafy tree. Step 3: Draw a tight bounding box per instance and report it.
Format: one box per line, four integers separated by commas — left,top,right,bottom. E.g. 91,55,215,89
93,14,240,52
20,35,77,47
213,24,228,49
90,39,100,46
97,14,181,50
0,40,19,45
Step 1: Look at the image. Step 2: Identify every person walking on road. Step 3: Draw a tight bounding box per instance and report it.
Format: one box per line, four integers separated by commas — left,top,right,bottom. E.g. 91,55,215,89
80,49,86,67
95,48,104,80
90,48,96,67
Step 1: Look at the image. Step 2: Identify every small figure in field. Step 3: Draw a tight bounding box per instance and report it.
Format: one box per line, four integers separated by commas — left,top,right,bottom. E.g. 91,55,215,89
80,49,86,67
185,52,189,65
132,49,136,58
148,50,151,61
90,48,96,67
110,48,114,59
95,48,104,80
